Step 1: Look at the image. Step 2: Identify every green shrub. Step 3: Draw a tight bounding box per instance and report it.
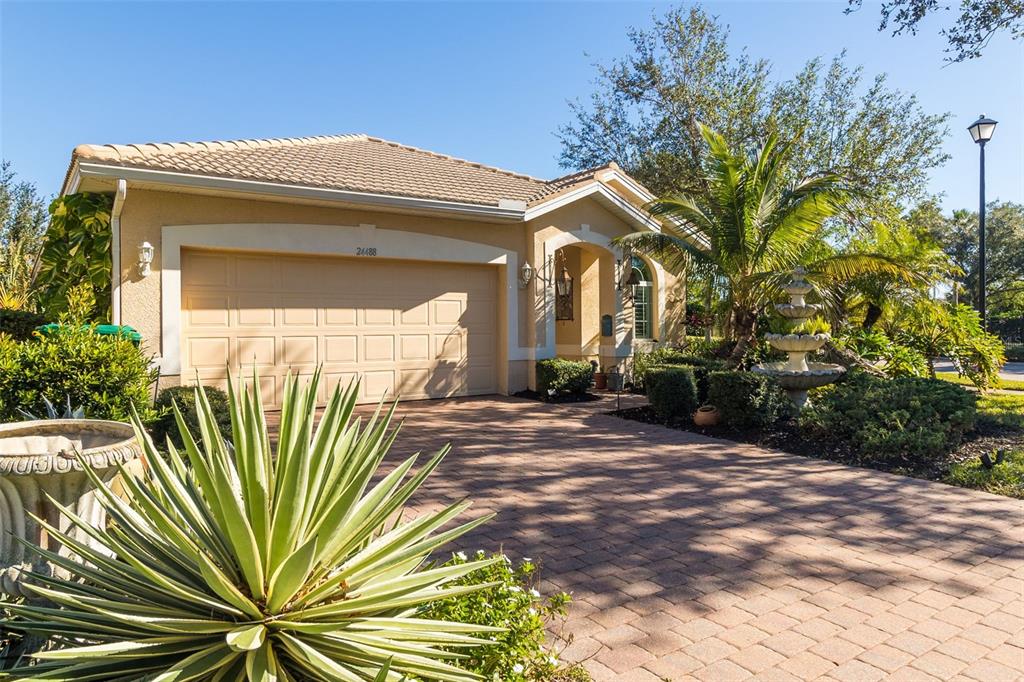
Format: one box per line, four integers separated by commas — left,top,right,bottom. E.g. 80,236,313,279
0,309,46,342
707,371,791,428
0,325,157,423
536,358,593,396
151,384,232,449
646,366,699,422
800,372,976,468
633,347,725,393
35,192,114,322
421,551,587,681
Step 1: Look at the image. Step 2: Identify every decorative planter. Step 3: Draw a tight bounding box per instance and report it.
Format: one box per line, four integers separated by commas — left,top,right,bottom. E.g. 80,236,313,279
0,419,143,596
593,372,608,390
693,405,720,426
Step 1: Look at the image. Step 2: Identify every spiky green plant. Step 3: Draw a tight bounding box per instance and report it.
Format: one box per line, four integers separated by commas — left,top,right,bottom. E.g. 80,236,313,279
0,372,501,680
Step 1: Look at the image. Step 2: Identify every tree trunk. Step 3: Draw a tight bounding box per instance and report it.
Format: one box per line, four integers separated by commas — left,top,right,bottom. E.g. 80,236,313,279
862,303,883,329
727,308,758,368
822,341,885,376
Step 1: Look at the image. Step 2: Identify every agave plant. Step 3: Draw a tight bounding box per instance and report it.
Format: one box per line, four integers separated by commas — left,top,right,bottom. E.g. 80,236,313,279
0,372,500,680
16,395,86,421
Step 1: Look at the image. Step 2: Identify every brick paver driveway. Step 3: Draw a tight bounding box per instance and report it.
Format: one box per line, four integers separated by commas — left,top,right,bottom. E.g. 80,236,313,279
366,396,1023,680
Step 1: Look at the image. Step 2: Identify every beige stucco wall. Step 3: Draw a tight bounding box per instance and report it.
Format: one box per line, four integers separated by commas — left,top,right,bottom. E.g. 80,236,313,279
112,184,685,395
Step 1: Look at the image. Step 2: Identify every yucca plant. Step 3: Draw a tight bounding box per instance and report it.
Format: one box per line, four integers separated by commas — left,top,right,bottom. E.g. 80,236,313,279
0,372,501,680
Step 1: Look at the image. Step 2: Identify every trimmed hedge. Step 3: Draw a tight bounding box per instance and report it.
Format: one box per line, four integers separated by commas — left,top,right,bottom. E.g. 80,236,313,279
633,346,725,396
536,358,593,396
151,384,233,449
799,372,976,468
0,325,157,423
0,310,47,342
646,366,699,422
707,371,791,428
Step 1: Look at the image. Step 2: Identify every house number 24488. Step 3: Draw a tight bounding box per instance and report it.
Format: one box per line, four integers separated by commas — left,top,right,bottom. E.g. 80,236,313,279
356,247,378,256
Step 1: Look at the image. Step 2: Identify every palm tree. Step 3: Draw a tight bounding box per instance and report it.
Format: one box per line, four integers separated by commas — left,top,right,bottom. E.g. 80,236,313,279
615,124,918,363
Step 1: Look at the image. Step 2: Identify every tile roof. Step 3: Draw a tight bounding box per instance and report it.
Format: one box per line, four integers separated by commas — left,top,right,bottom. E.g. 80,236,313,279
71,133,624,208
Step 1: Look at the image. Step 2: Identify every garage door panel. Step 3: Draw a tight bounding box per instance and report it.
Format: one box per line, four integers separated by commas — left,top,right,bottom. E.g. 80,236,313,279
236,294,276,326
237,336,276,366
186,295,232,326
182,249,497,406
282,336,318,366
324,336,358,363
363,335,395,362
186,253,231,288
363,307,395,326
236,256,279,290
324,304,357,327
400,335,430,361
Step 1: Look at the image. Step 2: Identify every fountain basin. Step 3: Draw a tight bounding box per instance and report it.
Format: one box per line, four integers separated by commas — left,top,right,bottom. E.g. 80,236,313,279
783,282,814,297
0,419,143,596
775,304,820,319
764,333,830,353
753,362,846,389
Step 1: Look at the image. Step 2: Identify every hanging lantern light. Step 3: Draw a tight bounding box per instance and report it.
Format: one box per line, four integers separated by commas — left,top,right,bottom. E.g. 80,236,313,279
555,262,572,297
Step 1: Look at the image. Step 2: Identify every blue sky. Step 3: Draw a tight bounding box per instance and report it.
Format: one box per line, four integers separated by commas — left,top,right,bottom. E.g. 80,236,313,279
2,1,1021,212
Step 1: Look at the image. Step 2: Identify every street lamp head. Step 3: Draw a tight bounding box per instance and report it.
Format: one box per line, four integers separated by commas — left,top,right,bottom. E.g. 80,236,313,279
968,114,998,144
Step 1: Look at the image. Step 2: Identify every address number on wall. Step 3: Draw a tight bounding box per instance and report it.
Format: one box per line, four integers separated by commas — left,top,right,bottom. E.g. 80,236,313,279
356,247,378,256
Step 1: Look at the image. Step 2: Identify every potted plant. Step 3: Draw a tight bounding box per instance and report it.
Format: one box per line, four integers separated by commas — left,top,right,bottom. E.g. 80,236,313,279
693,405,720,426
592,361,608,389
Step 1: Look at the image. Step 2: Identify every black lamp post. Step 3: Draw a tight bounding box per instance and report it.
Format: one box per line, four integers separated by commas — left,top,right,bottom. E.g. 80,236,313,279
967,114,997,327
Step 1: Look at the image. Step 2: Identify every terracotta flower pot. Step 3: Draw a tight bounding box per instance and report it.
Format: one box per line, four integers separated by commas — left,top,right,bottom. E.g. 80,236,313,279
693,405,720,427
593,373,608,390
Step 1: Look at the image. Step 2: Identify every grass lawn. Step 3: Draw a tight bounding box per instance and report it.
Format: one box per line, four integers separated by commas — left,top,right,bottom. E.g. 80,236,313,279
943,393,1024,498
976,393,1024,430
935,371,1024,392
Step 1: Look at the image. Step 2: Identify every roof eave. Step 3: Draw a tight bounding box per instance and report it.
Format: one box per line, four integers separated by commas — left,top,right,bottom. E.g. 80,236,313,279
525,181,663,233
73,162,528,222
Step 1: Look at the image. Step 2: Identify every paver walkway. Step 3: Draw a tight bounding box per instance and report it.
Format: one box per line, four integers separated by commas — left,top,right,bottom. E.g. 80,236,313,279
337,396,1024,680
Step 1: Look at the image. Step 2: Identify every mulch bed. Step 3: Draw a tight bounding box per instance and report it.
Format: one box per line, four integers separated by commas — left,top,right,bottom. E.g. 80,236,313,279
612,405,1024,483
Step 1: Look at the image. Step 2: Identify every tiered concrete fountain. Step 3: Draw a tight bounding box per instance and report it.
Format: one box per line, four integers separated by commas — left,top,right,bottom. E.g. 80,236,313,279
753,268,845,408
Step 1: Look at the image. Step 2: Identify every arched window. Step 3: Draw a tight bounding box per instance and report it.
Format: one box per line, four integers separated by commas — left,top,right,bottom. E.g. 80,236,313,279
631,256,653,339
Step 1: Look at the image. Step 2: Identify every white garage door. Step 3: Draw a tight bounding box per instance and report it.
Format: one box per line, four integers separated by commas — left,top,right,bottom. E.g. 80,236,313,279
180,248,498,406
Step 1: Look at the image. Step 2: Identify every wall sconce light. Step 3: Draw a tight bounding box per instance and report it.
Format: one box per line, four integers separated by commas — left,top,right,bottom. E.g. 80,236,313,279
519,261,534,288
138,241,154,277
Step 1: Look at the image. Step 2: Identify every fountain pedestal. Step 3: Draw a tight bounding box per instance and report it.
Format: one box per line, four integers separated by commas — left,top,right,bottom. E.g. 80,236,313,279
753,270,845,408
0,419,143,596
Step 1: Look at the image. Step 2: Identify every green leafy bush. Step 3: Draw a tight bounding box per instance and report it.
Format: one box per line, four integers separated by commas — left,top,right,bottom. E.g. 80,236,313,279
646,366,699,422
633,346,725,394
800,372,976,468
536,358,593,396
422,551,587,681
0,375,503,680
881,344,929,378
0,310,46,342
707,371,791,428
34,193,114,322
0,325,157,423
151,384,232,449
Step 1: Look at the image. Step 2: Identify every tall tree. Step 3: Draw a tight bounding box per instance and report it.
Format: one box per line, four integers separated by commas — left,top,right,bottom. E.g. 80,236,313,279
929,201,1024,315
558,5,950,227
614,124,917,363
0,161,48,310
846,0,1023,62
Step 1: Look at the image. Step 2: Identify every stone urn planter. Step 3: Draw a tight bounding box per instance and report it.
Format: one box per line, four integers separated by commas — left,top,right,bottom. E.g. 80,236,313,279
693,405,720,426
0,419,143,596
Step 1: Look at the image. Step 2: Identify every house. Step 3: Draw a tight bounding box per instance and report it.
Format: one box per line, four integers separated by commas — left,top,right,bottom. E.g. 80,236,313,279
60,134,685,405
